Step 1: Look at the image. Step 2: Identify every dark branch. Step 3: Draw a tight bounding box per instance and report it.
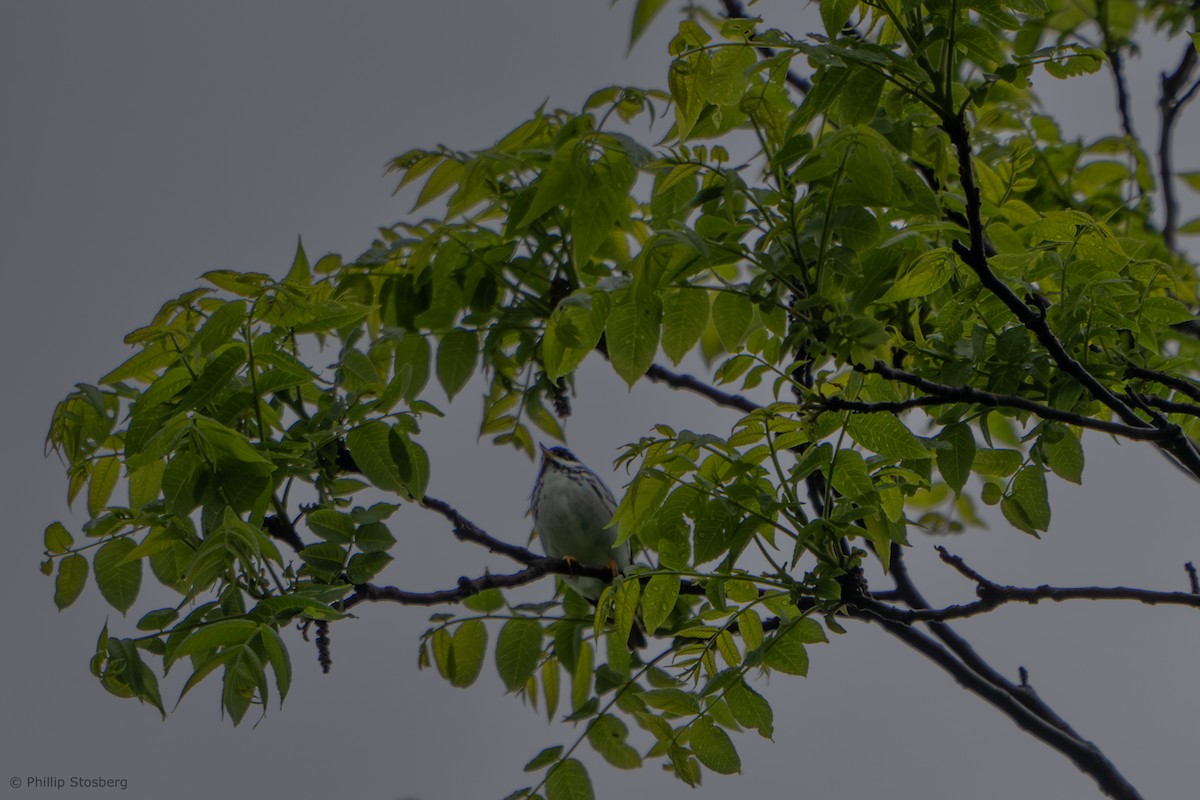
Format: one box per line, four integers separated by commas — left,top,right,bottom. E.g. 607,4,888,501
1124,363,1200,405
1187,562,1200,595
884,546,1089,745
263,514,305,553
1131,393,1200,419
861,362,1177,441
853,547,1200,623
644,362,762,413
857,613,1143,800
420,495,544,566
340,558,602,611
1158,22,1200,252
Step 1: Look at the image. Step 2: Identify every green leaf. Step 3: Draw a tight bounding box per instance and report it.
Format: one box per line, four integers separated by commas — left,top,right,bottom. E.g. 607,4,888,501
496,618,544,692
87,455,121,517
162,451,206,516
936,423,976,493
661,288,710,364
136,607,180,631
94,538,142,614
44,522,74,555
178,344,247,411
258,624,293,704
354,521,396,554
394,335,431,402
830,449,873,500
587,714,643,769
298,542,348,581
572,164,622,269
100,344,180,385
436,328,479,400
542,657,560,721
571,640,594,710
726,678,774,738
128,458,166,509
642,687,700,715
54,553,88,610
630,0,670,49
345,421,414,495
882,248,955,302
613,579,640,648
450,619,487,688
972,448,1023,477
525,746,564,772
606,292,662,387
413,157,464,210
847,414,930,460
306,509,356,544
285,238,311,284
821,0,858,36
519,140,579,228
764,620,811,675
1043,428,1084,484
689,717,741,774
1142,296,1194,326
463,588,504,613
543,292,609,381
837,69,885,126
169,619,259,665
189,300,247,356
641,574,679,634
711,291,753,350
345,552,393,584
546,758,594,800
1004,466,1051,534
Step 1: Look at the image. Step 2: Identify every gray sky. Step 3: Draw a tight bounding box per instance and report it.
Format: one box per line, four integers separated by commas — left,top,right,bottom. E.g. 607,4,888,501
4,3,1199,798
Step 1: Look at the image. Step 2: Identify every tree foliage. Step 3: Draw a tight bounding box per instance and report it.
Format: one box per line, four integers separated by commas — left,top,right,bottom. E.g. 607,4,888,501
43,1,1200,798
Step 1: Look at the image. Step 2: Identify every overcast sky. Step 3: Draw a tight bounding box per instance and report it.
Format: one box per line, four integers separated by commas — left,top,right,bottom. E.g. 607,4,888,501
4,3,1200,799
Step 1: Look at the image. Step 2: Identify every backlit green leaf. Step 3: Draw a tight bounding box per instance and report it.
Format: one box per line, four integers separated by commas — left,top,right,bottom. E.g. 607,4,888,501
436,328,479,400
607,292,662,387
54,554,88,610
94,538,141,614
496,618,543,692
546,758,594,800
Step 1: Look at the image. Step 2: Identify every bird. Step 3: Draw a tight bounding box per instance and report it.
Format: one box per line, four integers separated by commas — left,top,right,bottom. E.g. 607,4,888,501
530,444,645,647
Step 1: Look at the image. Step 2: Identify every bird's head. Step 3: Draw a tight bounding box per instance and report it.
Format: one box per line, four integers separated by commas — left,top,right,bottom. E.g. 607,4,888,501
539,444,580,470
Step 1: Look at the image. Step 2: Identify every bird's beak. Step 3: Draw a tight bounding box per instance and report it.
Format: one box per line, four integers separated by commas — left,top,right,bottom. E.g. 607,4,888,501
539,443,550,458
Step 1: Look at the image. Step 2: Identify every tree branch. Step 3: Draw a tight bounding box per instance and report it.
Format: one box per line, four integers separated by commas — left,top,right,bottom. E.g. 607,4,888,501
644,361,762,413
854,547,1200,623
420,495,543,566
1158,20,1200,252
1124,363,1200,404
883,545,1089,740
339,558,605,611
856,613,1143,799
859,362,1178,441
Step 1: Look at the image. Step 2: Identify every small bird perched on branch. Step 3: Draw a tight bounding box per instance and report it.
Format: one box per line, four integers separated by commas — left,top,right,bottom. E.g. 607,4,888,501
530,444,645,648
